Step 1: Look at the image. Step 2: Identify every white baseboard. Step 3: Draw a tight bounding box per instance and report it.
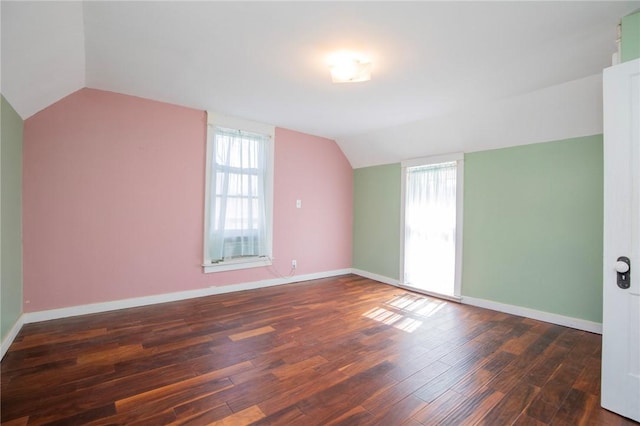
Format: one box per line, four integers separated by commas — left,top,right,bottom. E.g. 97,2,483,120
1,314,25,360
351,269,399,286
23,268,353,325
462,295,602,334
350,269,602,334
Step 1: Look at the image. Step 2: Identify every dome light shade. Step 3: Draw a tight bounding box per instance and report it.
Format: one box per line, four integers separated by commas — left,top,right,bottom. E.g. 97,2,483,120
329,53,372,83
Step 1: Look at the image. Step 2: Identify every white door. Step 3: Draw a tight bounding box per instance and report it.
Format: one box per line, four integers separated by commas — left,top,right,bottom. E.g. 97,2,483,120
602,57,640,422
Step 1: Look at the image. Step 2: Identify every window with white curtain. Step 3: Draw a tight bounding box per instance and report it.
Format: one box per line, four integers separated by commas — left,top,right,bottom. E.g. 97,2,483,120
203,113,274,273
401,153,464,298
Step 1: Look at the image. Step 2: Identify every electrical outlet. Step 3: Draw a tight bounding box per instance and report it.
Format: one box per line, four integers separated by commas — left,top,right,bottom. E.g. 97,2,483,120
292,259,297,269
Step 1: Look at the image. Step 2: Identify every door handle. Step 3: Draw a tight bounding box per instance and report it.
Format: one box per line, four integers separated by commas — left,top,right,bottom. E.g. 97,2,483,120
615,256,631,289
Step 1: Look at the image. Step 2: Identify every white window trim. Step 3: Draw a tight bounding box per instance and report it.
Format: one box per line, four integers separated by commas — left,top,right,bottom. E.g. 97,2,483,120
399,152,465,298
203,112,275,273
401,152,463,168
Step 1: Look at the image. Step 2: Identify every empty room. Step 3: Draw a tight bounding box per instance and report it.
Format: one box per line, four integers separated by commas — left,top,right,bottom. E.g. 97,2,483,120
1,1,640,425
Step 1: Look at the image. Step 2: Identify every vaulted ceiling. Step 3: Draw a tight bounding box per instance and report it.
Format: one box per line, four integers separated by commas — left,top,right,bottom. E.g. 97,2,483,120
2,1,639,167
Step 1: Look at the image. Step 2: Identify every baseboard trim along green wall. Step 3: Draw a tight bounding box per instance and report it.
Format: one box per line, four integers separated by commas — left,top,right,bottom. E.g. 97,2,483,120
352,134,604,328
350,269,601,333
461,295,602,334
0,315,25,360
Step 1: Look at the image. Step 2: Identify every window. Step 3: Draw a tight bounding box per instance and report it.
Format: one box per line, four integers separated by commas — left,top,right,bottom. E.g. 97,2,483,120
400,153,464,299
203,112,274,273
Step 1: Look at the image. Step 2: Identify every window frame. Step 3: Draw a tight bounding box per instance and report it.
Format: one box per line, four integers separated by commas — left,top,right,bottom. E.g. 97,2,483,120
203,112,275,273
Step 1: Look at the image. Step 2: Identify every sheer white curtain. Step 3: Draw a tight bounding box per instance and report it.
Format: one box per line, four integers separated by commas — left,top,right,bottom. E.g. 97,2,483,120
404,162,457,295
209,127,268,261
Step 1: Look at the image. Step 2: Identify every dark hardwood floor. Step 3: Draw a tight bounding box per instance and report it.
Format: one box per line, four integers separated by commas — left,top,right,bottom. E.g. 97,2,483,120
1,275,637,425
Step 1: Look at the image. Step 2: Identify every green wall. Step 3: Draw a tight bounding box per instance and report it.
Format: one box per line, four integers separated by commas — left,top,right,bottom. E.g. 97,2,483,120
352,135,604,323
621,10,640,62
352,163,401,280
462,136,603,323
1,95,24,342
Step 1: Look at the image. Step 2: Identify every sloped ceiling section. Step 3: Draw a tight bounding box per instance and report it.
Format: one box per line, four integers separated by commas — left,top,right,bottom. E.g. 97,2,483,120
339,73,604,168
2,1,639,167
1,1,85,119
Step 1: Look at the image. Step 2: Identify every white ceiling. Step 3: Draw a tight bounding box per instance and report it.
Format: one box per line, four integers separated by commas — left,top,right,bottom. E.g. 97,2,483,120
1,1,85,121
2,1,639,167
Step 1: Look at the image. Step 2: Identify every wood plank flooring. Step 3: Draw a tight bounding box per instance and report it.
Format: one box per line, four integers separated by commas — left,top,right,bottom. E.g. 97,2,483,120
1,275,637,425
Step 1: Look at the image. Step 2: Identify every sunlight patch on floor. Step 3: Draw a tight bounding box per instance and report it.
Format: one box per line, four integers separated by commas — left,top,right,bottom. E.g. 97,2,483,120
362,307,423,333
386,294,447,317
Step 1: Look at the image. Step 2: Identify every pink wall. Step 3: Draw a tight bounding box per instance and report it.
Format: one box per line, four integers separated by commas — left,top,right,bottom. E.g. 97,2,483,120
23,88,353,312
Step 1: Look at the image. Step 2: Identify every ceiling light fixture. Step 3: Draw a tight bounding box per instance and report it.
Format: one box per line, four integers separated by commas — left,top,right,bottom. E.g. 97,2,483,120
328,52,372,83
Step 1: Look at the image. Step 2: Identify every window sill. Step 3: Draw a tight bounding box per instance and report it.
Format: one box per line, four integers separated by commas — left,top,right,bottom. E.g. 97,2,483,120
203,257,272,273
